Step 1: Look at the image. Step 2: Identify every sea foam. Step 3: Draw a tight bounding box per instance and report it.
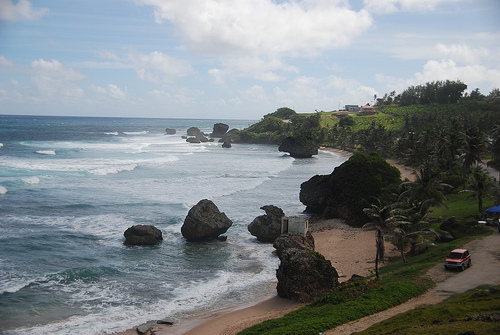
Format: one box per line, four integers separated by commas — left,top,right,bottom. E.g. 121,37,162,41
22,176,41,185
123,131,149,135
35,150,56,155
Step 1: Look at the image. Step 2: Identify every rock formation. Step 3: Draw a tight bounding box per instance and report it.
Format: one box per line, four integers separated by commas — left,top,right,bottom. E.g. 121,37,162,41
165,128,176,134
278,136,318,158
211,123,229,138
247,205,285,242
273,232,337,302
219,129,241,143
124,225,163,246
186,126,211,143
276,246,338,302
187,127,202,137
181,199,233,241
273,231,315,257
186,137,201,143
222,141,232,148
300,152,401,225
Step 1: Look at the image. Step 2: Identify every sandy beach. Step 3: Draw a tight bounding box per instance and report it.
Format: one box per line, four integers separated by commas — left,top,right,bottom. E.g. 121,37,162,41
117,150,415,335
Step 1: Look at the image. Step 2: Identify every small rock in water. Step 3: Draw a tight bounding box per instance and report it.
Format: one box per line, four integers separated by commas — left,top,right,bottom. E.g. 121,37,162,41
156,320,174,325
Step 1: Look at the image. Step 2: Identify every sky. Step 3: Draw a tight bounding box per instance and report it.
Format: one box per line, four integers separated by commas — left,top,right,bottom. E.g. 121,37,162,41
0,0,499,120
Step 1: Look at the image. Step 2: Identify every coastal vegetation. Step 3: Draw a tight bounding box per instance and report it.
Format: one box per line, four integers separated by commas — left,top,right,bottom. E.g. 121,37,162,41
240,228,492,335
236,80,500,334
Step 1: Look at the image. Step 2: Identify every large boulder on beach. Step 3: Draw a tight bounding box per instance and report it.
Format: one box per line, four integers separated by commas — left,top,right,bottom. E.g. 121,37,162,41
124,225,163,246
279,136,318,158
300,152,401,226
211,123,229,138
247,205,285,242
276,247,338,302
181,199,233,241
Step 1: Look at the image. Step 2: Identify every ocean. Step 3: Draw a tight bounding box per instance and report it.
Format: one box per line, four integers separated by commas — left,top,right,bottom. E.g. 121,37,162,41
0,115,345,334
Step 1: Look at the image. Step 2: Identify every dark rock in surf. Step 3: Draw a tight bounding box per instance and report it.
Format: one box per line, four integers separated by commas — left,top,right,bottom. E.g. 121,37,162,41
222,141,232,148
165,128,176,135
187,127,203,137
247,205,285,242
186,137,201,143
279,136,318,158
181,199,233,241
211,123,229,138
124,225,163,246
219,129,241,143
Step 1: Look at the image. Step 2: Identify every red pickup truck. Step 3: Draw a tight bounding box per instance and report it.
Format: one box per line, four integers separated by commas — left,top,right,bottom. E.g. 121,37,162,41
444,248,471,271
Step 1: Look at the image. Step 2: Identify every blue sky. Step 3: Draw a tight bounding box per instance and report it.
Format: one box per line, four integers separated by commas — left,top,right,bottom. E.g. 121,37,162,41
0,0,499,119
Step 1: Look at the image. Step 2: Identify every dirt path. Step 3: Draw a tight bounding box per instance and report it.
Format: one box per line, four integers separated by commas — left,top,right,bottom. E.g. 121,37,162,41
325,228,500,334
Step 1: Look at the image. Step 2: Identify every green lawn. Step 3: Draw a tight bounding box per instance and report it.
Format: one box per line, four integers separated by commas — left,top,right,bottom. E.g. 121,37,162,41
430,192,496,220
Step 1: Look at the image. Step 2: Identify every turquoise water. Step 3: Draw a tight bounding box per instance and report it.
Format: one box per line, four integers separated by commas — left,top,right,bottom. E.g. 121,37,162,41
0,115,345,334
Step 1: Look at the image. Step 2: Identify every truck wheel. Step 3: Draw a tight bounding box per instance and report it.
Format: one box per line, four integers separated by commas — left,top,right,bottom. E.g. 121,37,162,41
468,259,472,267
461,264,465,271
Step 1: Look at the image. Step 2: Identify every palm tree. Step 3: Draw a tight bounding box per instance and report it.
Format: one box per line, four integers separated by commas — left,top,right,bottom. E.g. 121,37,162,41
393,207,434,259
460,166,499,216
362,201,399,278
398,162,451,211
459,127,487,178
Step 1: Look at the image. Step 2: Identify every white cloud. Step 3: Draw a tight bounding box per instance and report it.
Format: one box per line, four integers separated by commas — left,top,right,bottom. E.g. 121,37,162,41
29,59,85,99
0,0,48,22
91,84,127,100
208,56,298,84
415,59,500,91
327,76,377,105
128,51,193,83
435,43,490,64
138,0,372,56
98,50,120,60
363,0,459,14
0,54,14,67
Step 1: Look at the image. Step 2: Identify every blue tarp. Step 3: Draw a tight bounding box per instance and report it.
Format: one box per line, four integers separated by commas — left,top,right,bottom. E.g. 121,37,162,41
485,205,500,213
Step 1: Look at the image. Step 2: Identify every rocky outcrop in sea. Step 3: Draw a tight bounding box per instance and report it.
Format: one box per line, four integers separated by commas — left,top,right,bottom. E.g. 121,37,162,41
123,225,163,246
279,136,318,158
211,123,229,138
247,205,285,242
181,199,233,241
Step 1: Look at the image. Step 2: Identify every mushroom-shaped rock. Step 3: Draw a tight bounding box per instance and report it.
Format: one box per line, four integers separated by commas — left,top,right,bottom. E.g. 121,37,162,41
276,247,338,302
181,199,233,241
187,127,202,137
279,136,318,158
248,205,285,242
211,123,229,138
124,225,163,246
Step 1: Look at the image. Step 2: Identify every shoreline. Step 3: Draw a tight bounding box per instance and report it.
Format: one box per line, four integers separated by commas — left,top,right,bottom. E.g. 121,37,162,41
116,148,414,335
